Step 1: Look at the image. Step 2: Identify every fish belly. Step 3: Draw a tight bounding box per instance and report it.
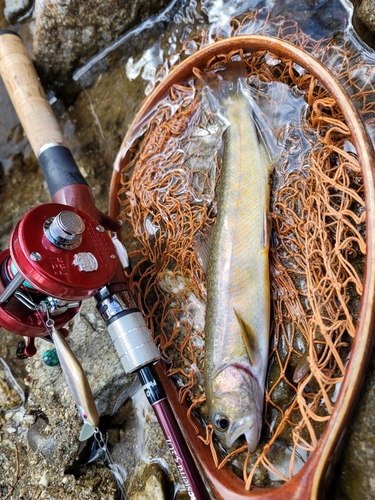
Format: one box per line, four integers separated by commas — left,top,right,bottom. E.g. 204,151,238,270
205,94,270,399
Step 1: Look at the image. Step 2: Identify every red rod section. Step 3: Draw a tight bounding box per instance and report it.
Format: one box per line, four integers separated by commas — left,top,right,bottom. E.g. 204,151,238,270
138,364,211,500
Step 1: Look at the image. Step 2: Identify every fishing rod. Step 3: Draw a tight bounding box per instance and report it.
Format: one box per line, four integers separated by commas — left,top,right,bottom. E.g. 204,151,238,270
0,30,210,500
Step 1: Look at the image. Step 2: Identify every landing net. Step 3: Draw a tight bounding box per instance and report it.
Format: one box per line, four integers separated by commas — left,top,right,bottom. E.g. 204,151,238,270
115,11,369,489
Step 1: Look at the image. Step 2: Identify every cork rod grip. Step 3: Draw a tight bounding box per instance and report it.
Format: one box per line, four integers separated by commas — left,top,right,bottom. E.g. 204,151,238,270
0,31,65,156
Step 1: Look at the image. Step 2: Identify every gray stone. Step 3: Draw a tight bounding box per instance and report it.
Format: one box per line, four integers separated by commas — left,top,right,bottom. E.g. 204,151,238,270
358,0,375,31
32,0,171,85
26,416,58,462
127,462,171,500
4,0,33,24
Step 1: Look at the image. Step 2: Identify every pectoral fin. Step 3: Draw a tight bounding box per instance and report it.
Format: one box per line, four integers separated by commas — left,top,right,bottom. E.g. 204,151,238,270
233,308,257,366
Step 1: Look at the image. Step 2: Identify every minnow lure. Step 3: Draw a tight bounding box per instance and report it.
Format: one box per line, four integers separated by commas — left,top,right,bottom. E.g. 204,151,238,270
50,327,100,441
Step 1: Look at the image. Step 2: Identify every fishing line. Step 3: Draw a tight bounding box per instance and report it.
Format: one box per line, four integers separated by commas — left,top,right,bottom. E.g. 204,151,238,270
93,429,127,500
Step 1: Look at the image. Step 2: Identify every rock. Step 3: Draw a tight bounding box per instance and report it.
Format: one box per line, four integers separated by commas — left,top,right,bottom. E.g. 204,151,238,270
4,0,33,24
127,462,171,500
32,0,171,87
355,0,375,48
358,0,375,32
27,416,58,462
38,470,52,486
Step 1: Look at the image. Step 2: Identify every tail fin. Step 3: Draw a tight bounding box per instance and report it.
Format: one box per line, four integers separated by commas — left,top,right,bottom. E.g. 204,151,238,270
194,59,248,99
222,60,248,93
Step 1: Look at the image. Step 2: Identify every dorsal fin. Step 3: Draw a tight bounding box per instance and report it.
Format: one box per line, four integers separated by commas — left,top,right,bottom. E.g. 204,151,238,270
233,307,257,366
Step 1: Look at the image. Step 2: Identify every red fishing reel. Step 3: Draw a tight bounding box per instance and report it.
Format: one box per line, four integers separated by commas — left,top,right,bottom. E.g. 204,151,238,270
0,203,117,345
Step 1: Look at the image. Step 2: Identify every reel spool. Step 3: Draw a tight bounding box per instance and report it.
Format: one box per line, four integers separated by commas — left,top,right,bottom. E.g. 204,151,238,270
0,203,117,340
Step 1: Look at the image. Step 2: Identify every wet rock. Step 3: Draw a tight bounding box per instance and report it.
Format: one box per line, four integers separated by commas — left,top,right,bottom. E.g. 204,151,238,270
57,65,140,198
32,0,171,87
128,462,171,500
110,387,185,497
4,0,33,24
358,0,375,31
26,416,58,462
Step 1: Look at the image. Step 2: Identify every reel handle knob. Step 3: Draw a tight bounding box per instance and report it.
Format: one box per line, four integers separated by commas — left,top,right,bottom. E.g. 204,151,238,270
45,210,85,249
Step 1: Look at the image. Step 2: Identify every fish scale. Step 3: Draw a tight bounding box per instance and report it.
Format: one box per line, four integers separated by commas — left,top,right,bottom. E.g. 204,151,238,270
205,89,271,451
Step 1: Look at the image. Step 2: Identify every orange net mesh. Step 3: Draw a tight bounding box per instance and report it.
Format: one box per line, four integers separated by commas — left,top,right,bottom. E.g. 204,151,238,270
115,12,369,490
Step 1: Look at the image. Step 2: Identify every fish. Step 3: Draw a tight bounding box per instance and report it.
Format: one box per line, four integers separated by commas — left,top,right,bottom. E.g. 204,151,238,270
203,69,271,452
50,327,100,441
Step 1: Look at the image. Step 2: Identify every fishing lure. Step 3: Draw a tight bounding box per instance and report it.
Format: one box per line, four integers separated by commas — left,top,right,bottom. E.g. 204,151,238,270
49,325,100,441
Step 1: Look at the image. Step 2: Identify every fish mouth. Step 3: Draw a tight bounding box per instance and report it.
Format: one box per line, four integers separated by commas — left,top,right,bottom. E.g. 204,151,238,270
222,416,260,452
215,363,262,452
244,420,261,452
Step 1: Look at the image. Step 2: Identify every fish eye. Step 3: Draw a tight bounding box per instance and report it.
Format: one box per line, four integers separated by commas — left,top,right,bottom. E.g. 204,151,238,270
213,413,230,432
